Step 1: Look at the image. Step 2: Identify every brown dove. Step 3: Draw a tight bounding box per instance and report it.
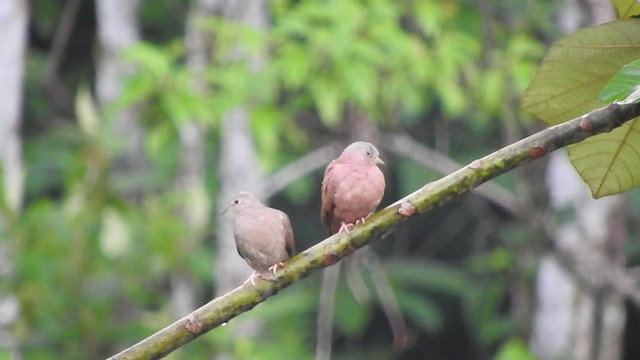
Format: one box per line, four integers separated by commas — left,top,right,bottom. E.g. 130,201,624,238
222,192,295,284
321,141,386,235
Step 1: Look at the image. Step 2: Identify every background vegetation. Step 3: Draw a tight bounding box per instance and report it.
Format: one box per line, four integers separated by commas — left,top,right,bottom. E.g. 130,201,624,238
1,0,639,359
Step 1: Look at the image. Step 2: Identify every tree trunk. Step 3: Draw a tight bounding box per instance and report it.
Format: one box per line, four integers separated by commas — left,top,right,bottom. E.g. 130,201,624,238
161,0,219,320
171,119,208,317
531,153,626,360
0,0,27,212
0,0,27,358
95,0,146,199
212,0,268,296
212,1,269,356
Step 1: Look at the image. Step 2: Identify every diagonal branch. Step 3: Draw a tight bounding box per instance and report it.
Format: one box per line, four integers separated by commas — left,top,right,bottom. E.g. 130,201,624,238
108,102,640,360
382,132,525,217
43,0,82,111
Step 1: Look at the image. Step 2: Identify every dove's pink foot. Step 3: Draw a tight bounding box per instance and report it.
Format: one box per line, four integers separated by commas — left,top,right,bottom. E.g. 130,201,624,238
268,262,285,274
338,221,355,235
244,265,283,285
244,270,261,286
354,212,374,226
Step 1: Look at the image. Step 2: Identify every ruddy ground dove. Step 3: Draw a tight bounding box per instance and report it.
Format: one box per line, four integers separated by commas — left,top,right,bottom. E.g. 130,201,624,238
222,192,295,284
321,141,386,235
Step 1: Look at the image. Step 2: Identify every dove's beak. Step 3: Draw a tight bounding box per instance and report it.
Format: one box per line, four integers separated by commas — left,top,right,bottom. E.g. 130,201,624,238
375,157,385,166
220,205,230,216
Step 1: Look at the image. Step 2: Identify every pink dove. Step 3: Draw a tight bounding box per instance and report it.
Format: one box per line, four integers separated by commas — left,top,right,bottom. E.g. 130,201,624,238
223,192,295,285
321,141,386,235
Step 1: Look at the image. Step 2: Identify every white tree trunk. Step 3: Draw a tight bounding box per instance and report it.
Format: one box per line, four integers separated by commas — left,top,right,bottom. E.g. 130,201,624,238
0,0,26,212
217,110,266,293
95,0,145,195
212,2,269,357
0,0,27,358
171,120,208,316
531,152,626,360
213,0,269,296
160,0,217,320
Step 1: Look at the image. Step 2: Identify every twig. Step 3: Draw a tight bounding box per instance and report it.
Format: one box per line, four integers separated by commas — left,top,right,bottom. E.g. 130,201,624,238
45,0,83,80
264,143,342,198
345,254,371,303
43,0,82,110
361,248,411,349
315,266,340,360
551,236,640,309
107,102,640,360
612,269,640,307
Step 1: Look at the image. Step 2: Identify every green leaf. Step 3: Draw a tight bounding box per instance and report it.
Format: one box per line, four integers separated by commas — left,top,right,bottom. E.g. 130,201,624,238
599,59,640,104
495,338,536,360
522,20,640,125
613,0,640,19
123,43,172,78
478,316,515,346
250,285,318,321
523,20,640,197
479,67,505,115
75,86,100,137
467,248,514,273
341,61,376,109
567,120,640,198
414,1,445,36
118,71,158,108
333,282,371,336
505,33,546,94
251,107,283,171
146,123,176,160
396,159,439,196
283,177,314,203
394,288,442,332
160,89,191,125
385,259,469,296
277,45,312,87
310,77,343,125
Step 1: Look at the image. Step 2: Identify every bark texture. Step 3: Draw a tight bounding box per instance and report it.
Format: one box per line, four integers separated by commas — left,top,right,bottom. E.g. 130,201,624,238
0,1,27,358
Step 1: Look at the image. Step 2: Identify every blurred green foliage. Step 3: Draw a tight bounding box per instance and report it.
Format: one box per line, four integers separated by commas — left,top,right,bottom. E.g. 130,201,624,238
1,0,580,359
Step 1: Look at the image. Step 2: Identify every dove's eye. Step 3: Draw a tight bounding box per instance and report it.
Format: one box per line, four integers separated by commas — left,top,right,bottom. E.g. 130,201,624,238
234,199,240,204
366,151,371,156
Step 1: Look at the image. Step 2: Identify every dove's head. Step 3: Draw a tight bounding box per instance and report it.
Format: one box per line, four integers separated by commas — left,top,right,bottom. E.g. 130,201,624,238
222,191,263,215
339,141,385,167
